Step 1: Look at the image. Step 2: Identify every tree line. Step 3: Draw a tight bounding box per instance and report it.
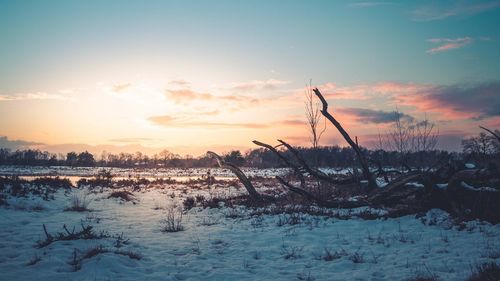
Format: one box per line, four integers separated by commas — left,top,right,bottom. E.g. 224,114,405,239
0,130,497,168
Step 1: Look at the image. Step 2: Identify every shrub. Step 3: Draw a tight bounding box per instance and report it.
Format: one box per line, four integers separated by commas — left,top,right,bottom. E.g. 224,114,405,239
349,251,365,263
281,243,303,260
64,194,90,212
316,247,346,261
161,206,184,232
183,196,196,210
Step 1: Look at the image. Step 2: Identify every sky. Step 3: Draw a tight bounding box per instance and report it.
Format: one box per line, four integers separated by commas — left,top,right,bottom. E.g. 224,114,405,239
1,0,500,156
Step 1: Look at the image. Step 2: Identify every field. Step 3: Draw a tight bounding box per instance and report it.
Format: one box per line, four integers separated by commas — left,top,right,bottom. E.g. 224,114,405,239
0,167,498,281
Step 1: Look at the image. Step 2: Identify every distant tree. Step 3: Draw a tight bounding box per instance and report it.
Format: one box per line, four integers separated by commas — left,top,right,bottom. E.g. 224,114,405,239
462,131,499,163
76,151,95,167
48,154,58,166
224,150,245,166
159,149,175,166
382,111,438,169
0,148,10,164
66,152,78,167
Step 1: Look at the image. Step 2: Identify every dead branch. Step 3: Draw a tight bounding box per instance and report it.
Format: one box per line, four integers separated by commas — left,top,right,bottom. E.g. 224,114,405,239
253,140,306,188
277,139,352,184
207,151,261,201
447,168,493,188
36,224,107,248
313,88,376,188
368,172,422,204
480,126,500,143
276,176,368,208
276,176,317,202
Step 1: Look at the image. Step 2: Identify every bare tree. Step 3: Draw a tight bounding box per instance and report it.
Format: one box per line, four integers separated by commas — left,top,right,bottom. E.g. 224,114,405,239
305,81,326,155
386,110,413,156
383,110,438,170
412,118,438,153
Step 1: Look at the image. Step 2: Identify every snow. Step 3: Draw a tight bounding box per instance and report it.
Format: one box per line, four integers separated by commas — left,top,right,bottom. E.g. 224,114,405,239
436,183,449,190
0,166,290,179
465,163,476,169
460,181,498,192
1,173,499,280
404,182,425,188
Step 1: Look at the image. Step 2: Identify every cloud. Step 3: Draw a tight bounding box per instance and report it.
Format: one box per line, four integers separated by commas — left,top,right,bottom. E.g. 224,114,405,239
165,89,258,105
426,37,473,54
315,80,500,121
316,81,428,100
413,1,500,21
347,2,394,8
395,81,500,120
148,115,305,129
112,83,131,93
108,137,154,143
148,115,269,129
0,136,44,150
0,92,69,101
337,107,414,124
166,89,213,103
230,79,289,91
169,80,191,86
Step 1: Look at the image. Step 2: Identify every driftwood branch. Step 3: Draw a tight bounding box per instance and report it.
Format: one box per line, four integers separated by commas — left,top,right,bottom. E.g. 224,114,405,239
207,151,261,200
313,88,376,189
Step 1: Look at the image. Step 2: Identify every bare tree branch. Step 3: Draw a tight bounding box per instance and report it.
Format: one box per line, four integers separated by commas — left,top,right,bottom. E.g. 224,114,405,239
207,151,261,200
253,140,306,188
312,88,376,189
480,126,500,143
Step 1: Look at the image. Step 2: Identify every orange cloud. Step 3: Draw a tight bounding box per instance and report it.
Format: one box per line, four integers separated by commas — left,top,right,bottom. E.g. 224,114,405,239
165,89,258,105
148,115,306,129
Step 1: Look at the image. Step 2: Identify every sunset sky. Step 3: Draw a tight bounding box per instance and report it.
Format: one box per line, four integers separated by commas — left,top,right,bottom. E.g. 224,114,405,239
1,0,500,156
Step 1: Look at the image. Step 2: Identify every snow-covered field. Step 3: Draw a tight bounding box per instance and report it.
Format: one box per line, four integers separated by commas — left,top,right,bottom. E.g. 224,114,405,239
0,170,499,281
0,166,290,179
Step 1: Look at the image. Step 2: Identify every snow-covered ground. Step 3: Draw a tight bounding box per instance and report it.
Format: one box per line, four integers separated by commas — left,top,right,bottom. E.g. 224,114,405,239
0,166,291,179
0,174,499,281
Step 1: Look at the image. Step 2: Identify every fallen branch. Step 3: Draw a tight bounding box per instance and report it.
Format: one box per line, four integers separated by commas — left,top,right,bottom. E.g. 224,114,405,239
253,140,306,188
313,88,376,188
276,176,368,208
276,176,317,202
368,172,422,204
277,139,354,184
207,151,261,201
36,224,110,248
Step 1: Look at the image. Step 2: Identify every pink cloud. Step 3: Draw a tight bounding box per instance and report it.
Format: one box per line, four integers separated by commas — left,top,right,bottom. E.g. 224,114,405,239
426,37,472,54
